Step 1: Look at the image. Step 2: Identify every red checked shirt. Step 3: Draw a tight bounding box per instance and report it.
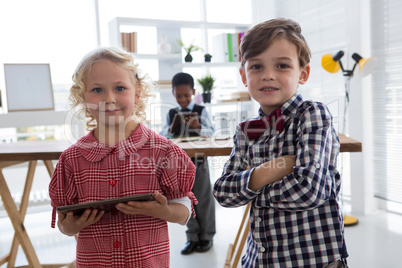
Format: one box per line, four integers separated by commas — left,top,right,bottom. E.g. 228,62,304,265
49,123,196,268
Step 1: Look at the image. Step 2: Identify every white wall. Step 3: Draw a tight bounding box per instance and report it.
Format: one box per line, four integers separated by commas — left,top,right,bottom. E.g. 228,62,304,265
250,0,376,215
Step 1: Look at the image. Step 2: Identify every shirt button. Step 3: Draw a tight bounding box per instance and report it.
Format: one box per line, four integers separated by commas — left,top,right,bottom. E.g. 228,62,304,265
315,163,321,169
113,241,120,248
256,217,262,223
110,179,116,186
260,247,265,253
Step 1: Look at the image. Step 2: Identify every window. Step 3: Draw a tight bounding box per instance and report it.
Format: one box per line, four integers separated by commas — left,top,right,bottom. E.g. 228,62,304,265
371,0,402,207
0,0,97,112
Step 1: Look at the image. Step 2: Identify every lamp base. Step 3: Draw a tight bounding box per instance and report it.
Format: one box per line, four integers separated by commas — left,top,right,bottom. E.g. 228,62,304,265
343,215,358,226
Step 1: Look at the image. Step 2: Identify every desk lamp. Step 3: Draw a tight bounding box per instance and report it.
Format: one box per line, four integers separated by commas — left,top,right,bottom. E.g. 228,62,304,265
322,50,378,112
321,50,377,226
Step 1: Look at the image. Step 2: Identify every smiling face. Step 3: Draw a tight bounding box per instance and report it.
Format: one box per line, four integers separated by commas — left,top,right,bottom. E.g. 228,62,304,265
173,84,195,109
240,37,310,114
84,60,138,130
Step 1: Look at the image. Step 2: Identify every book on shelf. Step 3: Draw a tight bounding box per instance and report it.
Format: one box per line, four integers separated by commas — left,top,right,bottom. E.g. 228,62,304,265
212,33,230,63
212,32,245,63
121,32,137,53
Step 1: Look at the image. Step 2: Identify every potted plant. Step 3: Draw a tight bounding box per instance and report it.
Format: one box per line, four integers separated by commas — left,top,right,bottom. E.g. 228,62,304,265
204,53,212,62
177,39,202,62
197,74,215,103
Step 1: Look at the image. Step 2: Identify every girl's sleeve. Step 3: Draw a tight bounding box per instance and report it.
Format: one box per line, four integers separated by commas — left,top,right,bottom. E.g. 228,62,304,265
158,143,197,215
48,151,77,228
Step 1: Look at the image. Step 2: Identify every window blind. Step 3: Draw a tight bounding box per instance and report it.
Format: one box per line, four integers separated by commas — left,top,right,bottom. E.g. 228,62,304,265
371,0,402,203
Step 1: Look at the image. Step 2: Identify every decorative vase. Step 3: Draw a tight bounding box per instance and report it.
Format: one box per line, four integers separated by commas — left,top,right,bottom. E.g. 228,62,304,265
158,35,172,54
202,92,211,103
185,53,193,62
195,93,203,104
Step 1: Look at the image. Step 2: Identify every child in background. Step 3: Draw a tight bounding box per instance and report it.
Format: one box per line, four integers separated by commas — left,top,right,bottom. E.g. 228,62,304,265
213,18,348,267
160,72,216,255
49,47,196,267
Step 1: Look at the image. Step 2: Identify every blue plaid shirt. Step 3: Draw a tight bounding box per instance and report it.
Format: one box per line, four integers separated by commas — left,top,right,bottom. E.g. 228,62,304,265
213,94,348,267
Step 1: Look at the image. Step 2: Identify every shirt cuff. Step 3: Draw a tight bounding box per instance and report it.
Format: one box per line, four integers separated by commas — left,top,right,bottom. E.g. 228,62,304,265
168,196,191,223
245,167,263,194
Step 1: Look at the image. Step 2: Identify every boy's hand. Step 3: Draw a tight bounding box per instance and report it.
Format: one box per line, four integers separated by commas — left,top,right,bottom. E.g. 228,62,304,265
186,116,201,130
249,155,296,191
57,209,104,236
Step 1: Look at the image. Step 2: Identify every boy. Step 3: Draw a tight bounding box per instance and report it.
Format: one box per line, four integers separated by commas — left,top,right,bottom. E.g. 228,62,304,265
213,18,348,267
160,72,216,255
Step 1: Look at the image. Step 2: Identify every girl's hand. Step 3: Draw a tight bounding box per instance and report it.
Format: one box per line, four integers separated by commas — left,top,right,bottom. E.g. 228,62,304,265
57,209,104,236
115,191,189,225
115,191,168,218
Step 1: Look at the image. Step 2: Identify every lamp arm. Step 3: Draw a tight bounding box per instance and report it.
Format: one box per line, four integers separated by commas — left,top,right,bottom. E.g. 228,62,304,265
350,62,358,76
339,60,345,73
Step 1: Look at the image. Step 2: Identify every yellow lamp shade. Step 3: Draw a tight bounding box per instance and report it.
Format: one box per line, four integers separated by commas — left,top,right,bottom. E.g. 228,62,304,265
321,53,341,73
358,56,378,77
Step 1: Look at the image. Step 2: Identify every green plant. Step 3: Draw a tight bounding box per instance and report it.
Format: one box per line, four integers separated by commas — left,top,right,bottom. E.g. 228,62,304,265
177,39,202,55
197,74,216,93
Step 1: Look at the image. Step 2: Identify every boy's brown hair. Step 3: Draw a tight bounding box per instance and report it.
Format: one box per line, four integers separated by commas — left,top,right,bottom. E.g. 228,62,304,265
240,18,311,69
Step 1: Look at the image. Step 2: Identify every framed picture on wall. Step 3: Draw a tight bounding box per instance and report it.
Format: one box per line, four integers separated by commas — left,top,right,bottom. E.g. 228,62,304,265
4,63,55,112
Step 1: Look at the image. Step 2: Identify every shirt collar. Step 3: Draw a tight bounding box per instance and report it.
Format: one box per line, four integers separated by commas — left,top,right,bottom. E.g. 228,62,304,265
75,123,153,162
179,100,195,111
258,93,303,119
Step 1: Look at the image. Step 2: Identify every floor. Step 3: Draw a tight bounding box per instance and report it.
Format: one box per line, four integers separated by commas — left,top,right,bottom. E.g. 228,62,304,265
1,162,402,268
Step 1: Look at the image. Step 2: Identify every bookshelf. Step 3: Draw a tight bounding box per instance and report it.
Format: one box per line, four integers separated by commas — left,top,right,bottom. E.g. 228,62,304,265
108,17,249,79
108,17,253,134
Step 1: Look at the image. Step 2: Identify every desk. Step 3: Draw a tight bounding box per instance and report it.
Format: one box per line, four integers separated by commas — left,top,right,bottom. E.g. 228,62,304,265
0,134,361,267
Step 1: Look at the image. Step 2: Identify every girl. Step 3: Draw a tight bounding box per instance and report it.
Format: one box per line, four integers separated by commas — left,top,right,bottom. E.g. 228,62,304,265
49,47,196,267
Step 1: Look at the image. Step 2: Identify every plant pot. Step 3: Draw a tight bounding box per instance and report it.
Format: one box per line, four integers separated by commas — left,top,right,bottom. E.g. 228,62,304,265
202,92,211,103
185,53,193,62
204,55,212,62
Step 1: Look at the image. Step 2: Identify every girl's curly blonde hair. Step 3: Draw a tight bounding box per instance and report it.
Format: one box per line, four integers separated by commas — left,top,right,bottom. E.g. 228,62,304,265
69,47,153,130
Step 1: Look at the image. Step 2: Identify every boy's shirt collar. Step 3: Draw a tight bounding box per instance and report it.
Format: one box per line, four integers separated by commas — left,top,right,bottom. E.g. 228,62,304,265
178,100,195,111
258,93,303,119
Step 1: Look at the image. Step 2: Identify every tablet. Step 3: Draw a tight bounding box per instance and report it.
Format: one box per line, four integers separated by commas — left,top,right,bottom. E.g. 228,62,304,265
171,112,198,134
56,193,155,215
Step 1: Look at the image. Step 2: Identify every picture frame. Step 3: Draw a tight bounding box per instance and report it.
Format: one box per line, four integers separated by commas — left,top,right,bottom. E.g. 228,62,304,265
4,63,55,112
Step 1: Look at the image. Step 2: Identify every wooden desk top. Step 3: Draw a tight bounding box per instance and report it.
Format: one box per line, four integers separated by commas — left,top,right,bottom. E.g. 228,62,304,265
338,134,362,153
0,134,361,161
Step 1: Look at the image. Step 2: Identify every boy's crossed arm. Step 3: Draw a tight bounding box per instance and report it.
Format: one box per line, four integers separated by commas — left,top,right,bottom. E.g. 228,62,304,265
248,155,296,191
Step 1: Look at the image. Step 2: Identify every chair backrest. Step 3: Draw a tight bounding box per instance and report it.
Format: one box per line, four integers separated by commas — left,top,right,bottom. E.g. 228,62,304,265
224,203,251,268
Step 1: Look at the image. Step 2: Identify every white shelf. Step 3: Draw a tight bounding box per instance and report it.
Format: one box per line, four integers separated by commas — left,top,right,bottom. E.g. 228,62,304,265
174,62,241,69
133,53,181,61
203,100,252,106
0,111,67,128
110,17,249,31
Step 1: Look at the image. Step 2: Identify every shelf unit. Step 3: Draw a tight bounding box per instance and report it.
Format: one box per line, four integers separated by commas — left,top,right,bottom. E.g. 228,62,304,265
108,17,253,135
108,17,250,80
